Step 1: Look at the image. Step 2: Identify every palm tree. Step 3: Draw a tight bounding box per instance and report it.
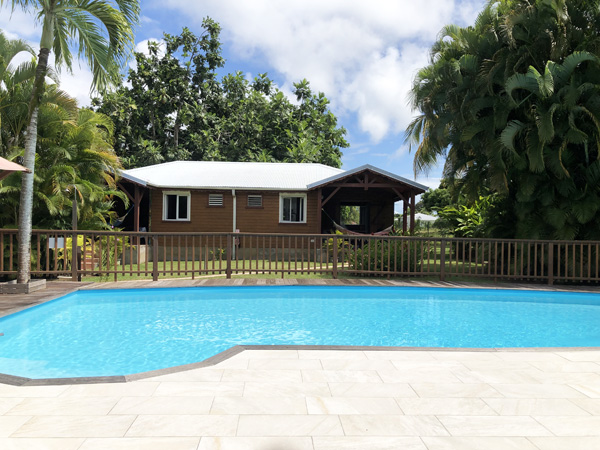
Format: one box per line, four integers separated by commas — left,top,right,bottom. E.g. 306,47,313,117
1,0,139,283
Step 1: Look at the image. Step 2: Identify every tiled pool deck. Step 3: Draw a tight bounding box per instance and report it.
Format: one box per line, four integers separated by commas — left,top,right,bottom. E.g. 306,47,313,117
1,279,600,449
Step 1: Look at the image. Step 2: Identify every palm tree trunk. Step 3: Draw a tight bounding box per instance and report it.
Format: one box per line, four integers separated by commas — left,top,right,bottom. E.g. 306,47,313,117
16,47,50,284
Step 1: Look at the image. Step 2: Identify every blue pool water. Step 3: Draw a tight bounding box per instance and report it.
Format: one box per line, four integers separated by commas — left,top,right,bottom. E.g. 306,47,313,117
0,286,599,379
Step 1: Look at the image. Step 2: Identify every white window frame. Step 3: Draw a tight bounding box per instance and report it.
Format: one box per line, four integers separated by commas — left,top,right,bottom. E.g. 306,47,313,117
279,193,307,224
162,191,191,221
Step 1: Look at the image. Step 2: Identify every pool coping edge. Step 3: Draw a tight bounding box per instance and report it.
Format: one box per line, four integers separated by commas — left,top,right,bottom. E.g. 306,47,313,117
3,344,600,386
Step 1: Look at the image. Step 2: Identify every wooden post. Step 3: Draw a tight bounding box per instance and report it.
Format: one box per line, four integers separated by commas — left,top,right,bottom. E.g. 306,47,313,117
332,235,338,279
316,188,322,234
409,193,416,235
548,242,554,286
152,236,159,281
71,231,78,281
439,239,446,281
402,201,408,234
226,234,232,279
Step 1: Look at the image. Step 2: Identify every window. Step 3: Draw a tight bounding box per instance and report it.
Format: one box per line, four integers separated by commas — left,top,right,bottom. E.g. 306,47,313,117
279,193,307,223
208,193,223,207
163,191,190,221
247,194,262,207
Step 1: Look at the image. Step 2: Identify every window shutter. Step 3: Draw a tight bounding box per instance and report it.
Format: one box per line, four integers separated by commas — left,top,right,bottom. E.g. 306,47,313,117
247,195,262,207
208,194,223,206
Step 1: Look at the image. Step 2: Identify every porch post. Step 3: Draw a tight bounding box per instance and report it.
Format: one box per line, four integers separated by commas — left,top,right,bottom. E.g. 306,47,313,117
410,192,416,235
317,188,322,234
402,201,408,234
133,185,141,233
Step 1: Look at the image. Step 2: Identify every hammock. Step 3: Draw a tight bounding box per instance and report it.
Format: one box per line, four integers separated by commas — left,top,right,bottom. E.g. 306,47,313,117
333,222,394,236
112,205,134,227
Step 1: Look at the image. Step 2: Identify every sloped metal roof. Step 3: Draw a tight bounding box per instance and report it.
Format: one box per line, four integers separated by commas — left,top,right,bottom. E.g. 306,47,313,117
120,161,345,191
306,164,429,192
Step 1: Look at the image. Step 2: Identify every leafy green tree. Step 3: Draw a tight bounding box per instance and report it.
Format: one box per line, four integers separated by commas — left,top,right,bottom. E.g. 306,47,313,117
2,0,140,283
407,0,600,240
417,187,452,214
93,26,348,168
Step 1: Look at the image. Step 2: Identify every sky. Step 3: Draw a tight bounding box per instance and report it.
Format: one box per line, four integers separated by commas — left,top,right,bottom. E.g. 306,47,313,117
0,0,487,192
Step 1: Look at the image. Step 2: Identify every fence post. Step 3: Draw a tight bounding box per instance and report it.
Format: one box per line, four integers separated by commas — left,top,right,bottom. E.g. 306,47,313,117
152,236,159,281
226,234,232,279
71,231,78,281
548,241,554,286
332,235,338,279
439,239,446,281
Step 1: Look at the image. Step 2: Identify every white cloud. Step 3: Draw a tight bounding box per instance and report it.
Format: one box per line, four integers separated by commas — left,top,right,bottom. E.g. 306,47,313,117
164,0,486,143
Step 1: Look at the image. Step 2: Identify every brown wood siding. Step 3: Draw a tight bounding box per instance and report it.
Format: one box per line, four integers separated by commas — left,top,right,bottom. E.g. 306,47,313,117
150,189,320,234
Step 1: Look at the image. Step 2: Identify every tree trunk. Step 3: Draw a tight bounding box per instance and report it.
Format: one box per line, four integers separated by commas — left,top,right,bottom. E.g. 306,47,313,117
16,47,51,284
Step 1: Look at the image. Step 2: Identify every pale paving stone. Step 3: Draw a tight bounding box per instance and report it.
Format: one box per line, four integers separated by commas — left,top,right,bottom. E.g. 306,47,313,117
0,416,31,437
533,416,600,436
321,359,395,371
528,436,600,449
153,381,244,397
243,381,330,397
12,415,136,438
422,436,539,450
248,358,321,370
6,396,119,416
0,385,68,398
211,396,307,414
0,399,23,415
198,436,313,450
529,372,600,385
530,361,600,373
495,352,569,362
126,415,238,437
313,436,426,450
79,437,200,450
237,414,343,436
569,381,600,398
570,398,600,415
453,368,545,384
429,351,502,361
438,416,553,437
329,382,417,398
298,350,367,360
483,398,589,416
143,369,223,382
340,414,448,436
364,351,435,361
460,360,536,371
0,438,85,450
490,383,586,398
396,398,496,416
410,383,502,398
391,360,466,371
235,350,299,359
211,358,249,369
306,396,402,414
302,369,381,383
378,369,462,383
110,396,213,415
221,369,302,383
554,351,600,362
60,382,159,398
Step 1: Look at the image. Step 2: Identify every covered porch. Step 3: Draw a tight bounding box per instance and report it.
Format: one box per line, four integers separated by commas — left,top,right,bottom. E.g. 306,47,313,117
308,165,428,235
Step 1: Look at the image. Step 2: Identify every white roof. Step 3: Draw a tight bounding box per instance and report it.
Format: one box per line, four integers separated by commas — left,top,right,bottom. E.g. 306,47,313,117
120,161,345,191
307,164,428,192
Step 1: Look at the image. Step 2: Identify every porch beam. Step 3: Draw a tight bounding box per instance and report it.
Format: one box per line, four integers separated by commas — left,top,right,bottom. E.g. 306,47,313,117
321,186,341,207
328,183,411,189
392,188,406,202
117,182,135,202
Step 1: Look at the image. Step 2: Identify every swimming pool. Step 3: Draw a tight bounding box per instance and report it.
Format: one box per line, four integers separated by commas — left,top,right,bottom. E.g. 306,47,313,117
1,286,599,379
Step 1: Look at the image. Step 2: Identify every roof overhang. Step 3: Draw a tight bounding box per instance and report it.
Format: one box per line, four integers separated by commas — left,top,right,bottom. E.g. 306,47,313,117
306,164,428,193
0,157,30,182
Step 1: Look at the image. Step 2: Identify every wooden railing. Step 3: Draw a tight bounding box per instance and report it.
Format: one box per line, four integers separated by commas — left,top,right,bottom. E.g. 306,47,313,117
1,229,600,285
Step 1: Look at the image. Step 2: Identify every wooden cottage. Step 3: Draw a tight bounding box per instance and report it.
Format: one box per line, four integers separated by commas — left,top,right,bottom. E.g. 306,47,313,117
117,161,427,235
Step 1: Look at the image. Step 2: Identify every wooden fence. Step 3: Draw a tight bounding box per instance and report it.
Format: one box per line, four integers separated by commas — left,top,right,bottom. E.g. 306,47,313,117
1,229,599,285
